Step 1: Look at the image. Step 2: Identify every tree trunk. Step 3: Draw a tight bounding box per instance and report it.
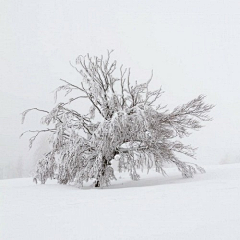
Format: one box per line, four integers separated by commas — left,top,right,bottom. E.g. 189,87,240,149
94,164,106,187
94,180,101,187
94,156,112,187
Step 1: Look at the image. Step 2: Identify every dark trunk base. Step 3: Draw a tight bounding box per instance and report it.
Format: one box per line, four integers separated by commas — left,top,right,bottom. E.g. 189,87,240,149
94,156,113,187
95,180,100,187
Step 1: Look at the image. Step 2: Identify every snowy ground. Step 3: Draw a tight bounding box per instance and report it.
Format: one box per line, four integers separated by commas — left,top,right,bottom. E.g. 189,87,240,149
1,164,240,240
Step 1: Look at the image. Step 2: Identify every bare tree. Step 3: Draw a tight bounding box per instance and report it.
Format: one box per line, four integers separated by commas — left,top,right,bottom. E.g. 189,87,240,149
21,51,214,187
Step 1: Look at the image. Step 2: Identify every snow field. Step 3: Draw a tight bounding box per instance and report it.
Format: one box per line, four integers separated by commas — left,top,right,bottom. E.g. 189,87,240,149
1,164,240,240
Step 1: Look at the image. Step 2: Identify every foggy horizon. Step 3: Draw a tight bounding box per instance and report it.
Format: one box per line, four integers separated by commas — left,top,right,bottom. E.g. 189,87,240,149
1,0,240,178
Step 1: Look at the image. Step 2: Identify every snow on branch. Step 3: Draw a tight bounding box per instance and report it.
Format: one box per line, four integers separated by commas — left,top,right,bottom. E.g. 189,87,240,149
22,51,214,187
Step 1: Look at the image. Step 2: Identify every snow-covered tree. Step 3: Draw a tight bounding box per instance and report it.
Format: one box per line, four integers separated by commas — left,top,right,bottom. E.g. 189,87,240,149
21,51,214,187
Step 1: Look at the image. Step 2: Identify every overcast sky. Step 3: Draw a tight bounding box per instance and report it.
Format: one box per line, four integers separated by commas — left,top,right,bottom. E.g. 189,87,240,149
1,0,240,174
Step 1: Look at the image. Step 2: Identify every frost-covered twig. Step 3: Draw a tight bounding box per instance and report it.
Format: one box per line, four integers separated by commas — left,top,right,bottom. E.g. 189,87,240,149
22,51,214,187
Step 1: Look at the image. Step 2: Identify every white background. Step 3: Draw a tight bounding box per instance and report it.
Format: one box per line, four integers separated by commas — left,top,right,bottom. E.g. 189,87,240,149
1,0,240,177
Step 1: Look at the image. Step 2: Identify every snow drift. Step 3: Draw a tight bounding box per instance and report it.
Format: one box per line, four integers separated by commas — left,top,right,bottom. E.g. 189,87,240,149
1,164,240,240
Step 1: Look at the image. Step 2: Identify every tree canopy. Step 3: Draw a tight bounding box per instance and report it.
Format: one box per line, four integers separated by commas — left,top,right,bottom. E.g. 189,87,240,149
22,51,214,187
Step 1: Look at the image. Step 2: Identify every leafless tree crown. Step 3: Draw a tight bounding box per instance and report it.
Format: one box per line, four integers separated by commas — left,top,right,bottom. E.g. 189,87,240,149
21,51,214,187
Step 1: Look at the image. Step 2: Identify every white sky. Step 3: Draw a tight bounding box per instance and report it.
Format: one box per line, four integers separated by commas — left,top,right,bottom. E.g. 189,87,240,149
1,0,240,171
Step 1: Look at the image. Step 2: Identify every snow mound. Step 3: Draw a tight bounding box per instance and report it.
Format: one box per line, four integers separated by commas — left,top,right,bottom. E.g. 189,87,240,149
1,164,240,240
